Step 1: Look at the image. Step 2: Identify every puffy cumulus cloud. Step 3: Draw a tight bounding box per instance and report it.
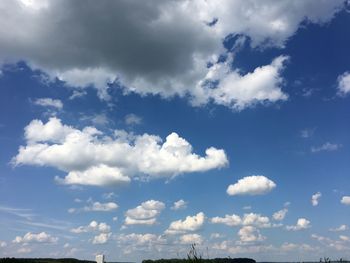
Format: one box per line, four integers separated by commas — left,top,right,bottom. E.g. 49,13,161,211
13,232,58,244
311,192,322,206
165,212,205,235
337,72,350,96
199,55,288,111
211,213,271,228
311,142,341,153
13,117,228,186
33,98,63,109
211,214,241,227
178,234,203,245
238,226,265,243
272,208,288,221
286,218,311,231
0,1,344,109
330,224,349,232
171,199,188,210
227,175,276,196
70,220,110,234
92,232,111,244
124,200,165,226
341,196,350,205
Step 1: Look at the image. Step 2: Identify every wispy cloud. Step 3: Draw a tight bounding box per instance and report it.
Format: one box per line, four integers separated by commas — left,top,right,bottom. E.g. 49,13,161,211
311,142,341,153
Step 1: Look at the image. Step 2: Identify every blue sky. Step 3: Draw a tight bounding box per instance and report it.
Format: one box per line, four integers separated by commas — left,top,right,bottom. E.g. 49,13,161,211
0,0,350,262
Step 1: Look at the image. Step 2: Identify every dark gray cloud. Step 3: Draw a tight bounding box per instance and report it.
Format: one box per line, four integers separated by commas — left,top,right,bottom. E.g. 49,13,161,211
0,0,344,108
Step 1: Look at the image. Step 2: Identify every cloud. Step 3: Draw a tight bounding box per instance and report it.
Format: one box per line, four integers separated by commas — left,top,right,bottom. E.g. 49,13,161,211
13,232,58,243
0,241,7,247
124,200,165,226
300,128,315,138
341,196,350,205
178,234,203,245
337,71,350,96
280,242,316,252
82,202,118,212
311,192,322,206
171,199,188,210
211,212,271,228
70,220,111,234
33,98,63,109
227,175,276,196
13,117,228,186
238,226,265,243
0,1,344,109
117,233,166,246
200,55,289,111
211,214,241,226
286,218,311,231
272,208,288,221
165,212,205,235
17,247,32,254
329,225,349,232
92,232,111,244
69,199,119,212
311,142,341,153
125,114,142,126
339,235,349,242
102,192,116,200
210,233,224,239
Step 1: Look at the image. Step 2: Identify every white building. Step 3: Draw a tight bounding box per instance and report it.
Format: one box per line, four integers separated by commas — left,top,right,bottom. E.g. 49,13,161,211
96,254,105,263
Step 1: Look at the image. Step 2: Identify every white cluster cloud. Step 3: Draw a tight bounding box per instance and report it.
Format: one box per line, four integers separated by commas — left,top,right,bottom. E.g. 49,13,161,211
125,200,165,226
337,72,350,96
13,232,58,244
211,213,271,228
70,220,111,234
238,226,265,243
33,98,63,109
179,234,203,245
69,201,118,213
329,224,349,232
286,218,311,231
92,232,111,244
227,175,276,196
311,192,322,206
341,196,350,205
171,199,188,210
311,142,341,153
13,117,228,186
272,208,288,221
0,1,344,109
165,212,205,235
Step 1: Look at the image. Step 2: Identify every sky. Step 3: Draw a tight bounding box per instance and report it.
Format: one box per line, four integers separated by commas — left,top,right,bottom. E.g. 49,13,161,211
0,0,350,262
